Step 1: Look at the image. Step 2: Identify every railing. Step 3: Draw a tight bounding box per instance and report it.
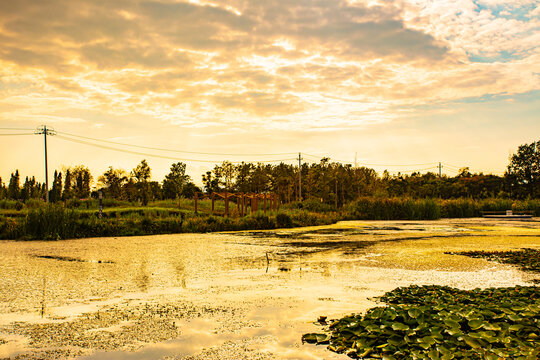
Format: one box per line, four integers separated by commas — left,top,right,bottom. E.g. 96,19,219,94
481,210,535,217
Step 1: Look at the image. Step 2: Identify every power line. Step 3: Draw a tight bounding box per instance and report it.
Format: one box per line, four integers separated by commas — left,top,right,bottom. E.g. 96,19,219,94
57,131,298,157
302,153,438,167
35,125,56,203
0,127,34,131
444,163,466,170
3,126,496,174
55,135,297,164
0,133,35,136
386,166,439,173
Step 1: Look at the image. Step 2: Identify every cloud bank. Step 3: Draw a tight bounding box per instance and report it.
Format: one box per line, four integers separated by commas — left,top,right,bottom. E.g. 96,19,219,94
0,0,538,132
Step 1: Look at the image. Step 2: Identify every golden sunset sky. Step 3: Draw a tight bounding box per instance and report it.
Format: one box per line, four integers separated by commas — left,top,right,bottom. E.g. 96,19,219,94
1,0,539,185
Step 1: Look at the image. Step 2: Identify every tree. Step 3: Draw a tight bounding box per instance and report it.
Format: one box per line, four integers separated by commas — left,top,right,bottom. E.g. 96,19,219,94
50,170,63,202
98,167,128,199
131,159,152,205
0,177,6,199
219,161,237,191
162,162,190,199
181,182,201,198
20,176,40,201
63,169,73,200
250,163,271,193
132,159,151,183
7,170,20,200
506,140,540,198
149,181,162,200
202,171,220,194
235,162,254,193
71,165,93,198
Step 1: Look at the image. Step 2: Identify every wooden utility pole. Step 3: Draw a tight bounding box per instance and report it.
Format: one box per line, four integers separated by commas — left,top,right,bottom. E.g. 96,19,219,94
34,125,56,202
438,162,442,178
297,152,302,201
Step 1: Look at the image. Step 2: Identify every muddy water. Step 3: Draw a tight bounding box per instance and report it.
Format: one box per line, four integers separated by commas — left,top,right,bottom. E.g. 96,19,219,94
0,219,538,359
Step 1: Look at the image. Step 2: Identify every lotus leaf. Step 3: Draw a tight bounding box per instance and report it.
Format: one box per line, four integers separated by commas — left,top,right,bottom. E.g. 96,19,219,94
303,285,540,359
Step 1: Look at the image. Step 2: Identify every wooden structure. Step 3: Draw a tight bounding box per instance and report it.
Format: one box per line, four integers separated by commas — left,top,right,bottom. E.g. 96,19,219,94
194,192,279,217
481,210,534,219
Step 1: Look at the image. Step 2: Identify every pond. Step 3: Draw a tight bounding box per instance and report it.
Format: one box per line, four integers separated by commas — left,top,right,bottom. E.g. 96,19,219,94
0,219,538,359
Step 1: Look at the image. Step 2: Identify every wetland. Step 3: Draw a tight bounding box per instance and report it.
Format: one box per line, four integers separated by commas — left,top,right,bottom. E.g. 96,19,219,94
0,218,539,359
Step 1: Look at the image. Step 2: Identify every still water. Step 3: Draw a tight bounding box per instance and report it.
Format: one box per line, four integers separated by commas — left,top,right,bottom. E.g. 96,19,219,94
0,219,538,359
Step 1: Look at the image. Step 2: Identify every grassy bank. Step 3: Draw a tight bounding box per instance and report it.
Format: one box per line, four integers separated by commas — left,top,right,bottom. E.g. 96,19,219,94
346,197,539,220
0,197,538,240
0,205,340,240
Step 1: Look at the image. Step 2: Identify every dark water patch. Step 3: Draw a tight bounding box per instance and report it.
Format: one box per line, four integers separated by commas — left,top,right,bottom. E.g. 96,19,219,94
446,248,540,274
232,228,368,240
272,233,487,257
33,255,114,264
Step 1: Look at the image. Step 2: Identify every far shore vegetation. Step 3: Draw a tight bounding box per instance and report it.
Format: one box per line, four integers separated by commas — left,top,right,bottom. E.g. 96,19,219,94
0,140,538,240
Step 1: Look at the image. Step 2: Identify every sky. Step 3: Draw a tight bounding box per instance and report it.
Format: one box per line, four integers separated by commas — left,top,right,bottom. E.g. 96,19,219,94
0,0,539,186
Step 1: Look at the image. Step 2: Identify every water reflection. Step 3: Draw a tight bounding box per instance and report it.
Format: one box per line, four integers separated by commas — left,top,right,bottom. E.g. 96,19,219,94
174,261,187,289
0,220,538,359
135,260,150,292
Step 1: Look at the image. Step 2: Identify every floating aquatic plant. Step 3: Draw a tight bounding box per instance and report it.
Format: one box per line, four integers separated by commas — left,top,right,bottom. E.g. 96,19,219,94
447,248,540,274
303,285,540,359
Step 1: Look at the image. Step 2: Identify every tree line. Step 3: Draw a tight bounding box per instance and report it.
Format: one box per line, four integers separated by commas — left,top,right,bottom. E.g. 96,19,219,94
0,140,538,204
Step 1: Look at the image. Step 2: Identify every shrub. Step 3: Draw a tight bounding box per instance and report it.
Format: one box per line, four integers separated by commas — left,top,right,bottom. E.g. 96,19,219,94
24,205,79,240
276,212,293,228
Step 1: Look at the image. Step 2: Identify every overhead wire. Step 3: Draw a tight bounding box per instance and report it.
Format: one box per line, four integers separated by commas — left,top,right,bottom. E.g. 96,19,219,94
57,131,298,157
55,134,297,164
0,133,35,136
303,153,439,167
385,166,439,173
305,154,439,167
444,163,466,170
3,127,491,173
0,127,35,131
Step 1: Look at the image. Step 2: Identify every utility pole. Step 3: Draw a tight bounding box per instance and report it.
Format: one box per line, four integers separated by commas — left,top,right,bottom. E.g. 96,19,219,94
354,152,357,168
297,152,302,202
438,162,442,178
35,125,56,202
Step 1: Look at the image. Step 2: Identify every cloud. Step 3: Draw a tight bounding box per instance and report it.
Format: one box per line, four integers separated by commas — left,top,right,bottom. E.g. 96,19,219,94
0,0,537,137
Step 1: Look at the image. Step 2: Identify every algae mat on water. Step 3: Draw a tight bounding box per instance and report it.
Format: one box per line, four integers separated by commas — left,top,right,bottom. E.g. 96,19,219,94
302,285,540,359
447,248,540,275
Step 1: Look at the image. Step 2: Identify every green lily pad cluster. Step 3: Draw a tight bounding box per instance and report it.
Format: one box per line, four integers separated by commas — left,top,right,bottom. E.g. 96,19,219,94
302,285,540,359
446,248,540,274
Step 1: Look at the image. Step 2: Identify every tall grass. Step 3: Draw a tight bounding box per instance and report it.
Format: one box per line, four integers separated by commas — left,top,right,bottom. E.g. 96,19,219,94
0,205,338,240
0,197,538,240
24,205,80,240
347,198,440,220
348,198,538,220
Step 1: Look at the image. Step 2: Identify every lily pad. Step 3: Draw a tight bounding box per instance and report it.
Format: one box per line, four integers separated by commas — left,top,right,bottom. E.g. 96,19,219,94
303,285,540,359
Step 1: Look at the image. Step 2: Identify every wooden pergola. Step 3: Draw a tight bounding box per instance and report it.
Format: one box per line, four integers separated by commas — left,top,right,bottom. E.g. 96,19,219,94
194,192,279,216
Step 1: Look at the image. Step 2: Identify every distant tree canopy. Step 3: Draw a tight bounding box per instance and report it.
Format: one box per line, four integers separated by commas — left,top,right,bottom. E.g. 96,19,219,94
1,141,538,204
506,140,540,199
